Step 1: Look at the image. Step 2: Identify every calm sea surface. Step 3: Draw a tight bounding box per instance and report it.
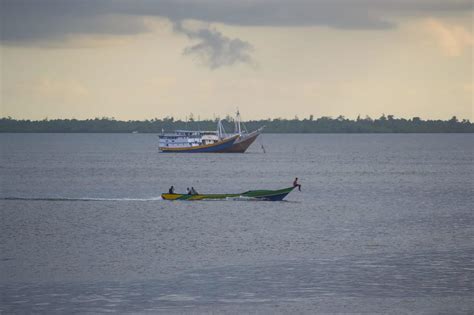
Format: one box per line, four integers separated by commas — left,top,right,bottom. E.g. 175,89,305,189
1,133,473,313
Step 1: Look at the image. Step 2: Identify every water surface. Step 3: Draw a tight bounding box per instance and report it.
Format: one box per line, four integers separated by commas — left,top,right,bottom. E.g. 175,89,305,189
1,133,473,313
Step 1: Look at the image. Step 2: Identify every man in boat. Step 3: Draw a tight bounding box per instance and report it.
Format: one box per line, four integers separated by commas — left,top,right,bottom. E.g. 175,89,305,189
190,187,198,195
293,178,302,191
187,187,192,195
168,186,175,194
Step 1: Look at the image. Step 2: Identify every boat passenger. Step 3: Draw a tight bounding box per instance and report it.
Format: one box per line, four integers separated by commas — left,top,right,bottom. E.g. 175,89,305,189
168,186,175,194
191,187,198,195
187,187,192,195
293,178,302,191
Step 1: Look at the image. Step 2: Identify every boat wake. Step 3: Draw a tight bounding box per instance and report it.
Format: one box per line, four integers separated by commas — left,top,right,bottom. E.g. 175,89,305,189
1,196,163,202
224,196,262,201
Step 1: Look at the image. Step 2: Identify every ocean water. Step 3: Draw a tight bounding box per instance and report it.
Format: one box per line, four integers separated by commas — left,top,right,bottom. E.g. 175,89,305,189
1,133,473,313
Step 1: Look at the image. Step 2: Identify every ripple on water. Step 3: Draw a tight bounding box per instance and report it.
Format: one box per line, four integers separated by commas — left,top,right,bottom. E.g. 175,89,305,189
1,248,473,313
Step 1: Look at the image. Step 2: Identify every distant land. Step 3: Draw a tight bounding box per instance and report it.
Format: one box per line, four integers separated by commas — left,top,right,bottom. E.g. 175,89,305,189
1,115,473,133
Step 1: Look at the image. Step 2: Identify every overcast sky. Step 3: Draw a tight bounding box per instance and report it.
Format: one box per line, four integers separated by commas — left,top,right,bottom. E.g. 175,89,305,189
1,0,472,120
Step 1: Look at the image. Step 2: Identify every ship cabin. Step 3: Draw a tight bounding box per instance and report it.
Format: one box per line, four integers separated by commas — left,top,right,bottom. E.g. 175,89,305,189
158,130,220,148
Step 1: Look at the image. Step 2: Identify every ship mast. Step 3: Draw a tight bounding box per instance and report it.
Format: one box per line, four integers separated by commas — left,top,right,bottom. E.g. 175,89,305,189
217,119,225,139
234,109,242,135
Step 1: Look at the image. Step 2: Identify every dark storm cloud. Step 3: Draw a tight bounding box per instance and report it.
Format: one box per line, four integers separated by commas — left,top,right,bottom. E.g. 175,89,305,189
0,0,149,42
1,0,471,68
174,22,254,69
2,0,471,42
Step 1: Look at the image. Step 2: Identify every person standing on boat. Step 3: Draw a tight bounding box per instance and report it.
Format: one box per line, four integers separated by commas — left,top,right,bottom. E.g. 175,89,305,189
169,186,175,194
293,178,301,191
191,187,198,195
187,187,192,195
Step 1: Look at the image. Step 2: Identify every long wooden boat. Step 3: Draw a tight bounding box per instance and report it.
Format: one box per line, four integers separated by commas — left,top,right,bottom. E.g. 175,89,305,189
162,186,295,201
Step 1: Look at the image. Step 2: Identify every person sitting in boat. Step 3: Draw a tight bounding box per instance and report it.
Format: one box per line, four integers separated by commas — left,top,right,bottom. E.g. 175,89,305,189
168,186,175,194
187,187,192,195
190,187,198,195
293,178,302,191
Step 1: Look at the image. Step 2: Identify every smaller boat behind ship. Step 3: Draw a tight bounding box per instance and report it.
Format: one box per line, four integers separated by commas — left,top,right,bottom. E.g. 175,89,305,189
223,110,264,153
162,186,295,201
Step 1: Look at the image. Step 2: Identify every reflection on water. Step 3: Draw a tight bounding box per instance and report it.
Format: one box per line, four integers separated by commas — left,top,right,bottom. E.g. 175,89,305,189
2,249,473,313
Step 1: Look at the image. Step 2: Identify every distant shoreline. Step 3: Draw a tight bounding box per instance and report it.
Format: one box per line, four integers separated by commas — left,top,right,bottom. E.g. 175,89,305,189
1,116,473,133
1,132,473,135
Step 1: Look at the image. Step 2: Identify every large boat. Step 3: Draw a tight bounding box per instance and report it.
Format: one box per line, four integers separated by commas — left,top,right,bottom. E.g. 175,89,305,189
158,111,263,153
159,134,239,154
162,186,295,201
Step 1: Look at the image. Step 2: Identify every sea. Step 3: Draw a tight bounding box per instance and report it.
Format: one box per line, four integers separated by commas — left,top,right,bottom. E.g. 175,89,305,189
1,133,473,314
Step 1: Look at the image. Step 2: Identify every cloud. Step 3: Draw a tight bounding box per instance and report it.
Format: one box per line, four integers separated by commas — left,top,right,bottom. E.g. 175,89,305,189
0,4,149,43
1,0,471,42
174,22,255,69
1,0,471,68
423,18,473,57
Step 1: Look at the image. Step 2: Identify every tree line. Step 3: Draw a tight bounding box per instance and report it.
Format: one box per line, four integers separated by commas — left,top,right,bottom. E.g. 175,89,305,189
0,115,472,133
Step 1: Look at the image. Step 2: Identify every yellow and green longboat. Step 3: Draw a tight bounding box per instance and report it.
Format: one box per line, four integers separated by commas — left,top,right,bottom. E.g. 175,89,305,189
162,186,296,201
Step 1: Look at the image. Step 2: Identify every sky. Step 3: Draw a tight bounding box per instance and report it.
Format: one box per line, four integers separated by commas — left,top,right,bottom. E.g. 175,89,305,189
1,0,473,121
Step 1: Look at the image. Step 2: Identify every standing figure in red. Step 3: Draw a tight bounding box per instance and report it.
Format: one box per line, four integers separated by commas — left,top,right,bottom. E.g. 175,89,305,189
293,177,302,191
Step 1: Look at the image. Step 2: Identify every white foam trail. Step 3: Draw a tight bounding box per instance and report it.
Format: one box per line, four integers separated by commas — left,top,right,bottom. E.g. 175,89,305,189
2,196,164,202
224,196,260,201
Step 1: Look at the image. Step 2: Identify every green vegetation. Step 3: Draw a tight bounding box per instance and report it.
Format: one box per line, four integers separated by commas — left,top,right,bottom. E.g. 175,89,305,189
0,115,472,133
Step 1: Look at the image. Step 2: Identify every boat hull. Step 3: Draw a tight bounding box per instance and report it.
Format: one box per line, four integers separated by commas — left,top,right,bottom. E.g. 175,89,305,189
160,135,238,153
162,186,295,201
222,129,261,153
